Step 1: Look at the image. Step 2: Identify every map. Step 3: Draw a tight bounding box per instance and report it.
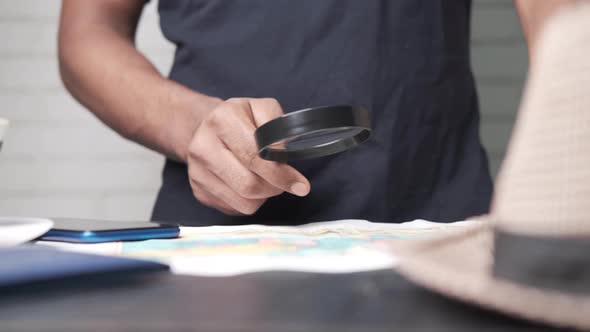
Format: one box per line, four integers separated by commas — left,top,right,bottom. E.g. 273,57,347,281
117,219,474,276
40,219,475,276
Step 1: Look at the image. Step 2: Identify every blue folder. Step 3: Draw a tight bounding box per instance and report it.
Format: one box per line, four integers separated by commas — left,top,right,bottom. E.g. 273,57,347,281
0,246,168,288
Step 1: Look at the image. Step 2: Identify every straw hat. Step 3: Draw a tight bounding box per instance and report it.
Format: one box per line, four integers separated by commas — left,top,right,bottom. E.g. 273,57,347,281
395,4,590,330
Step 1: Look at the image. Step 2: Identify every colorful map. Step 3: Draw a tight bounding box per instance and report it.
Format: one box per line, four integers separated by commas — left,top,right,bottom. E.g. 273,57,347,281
116,219,474,276
40,219,475,276
122,233,405,258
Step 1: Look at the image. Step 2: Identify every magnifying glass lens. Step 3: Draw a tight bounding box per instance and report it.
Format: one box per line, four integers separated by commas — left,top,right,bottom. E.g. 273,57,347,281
255,105,371,162
269,127,365,151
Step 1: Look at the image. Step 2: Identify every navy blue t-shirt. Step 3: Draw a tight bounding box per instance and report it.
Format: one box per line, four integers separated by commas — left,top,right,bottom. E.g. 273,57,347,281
151,0,493,225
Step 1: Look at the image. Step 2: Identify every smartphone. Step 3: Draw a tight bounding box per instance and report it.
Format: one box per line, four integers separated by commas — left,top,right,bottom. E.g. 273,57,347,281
40,218,180,243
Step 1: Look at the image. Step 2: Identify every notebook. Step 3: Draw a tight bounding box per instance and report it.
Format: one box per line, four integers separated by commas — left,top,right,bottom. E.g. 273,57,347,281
0,246,168,288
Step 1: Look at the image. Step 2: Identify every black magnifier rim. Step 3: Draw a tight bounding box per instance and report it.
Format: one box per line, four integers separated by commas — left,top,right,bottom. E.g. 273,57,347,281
255,105,371,162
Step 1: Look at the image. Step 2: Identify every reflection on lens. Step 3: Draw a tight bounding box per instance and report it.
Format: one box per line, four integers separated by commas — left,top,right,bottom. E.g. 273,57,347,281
268,127,363,151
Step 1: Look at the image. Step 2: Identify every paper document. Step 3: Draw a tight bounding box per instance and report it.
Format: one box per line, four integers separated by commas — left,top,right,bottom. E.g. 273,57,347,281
40,219,476,276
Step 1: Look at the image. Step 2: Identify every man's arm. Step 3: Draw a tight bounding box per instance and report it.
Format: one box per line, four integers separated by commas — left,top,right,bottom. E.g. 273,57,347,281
58,1,310,215
59,0,220,162
515,0,578,58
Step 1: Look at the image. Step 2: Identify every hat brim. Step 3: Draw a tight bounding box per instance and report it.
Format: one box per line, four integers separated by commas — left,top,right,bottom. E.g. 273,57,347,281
395,221,590,330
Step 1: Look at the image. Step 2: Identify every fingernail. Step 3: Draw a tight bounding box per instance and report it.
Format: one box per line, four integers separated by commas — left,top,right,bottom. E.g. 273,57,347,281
290,182,309,197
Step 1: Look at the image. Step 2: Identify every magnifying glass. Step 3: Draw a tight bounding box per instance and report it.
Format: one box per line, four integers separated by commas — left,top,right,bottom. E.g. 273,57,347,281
254,105,372,162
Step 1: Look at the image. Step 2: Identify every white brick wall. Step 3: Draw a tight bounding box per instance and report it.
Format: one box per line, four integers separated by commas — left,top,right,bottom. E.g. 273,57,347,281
0,1,173,220
0,0,527,220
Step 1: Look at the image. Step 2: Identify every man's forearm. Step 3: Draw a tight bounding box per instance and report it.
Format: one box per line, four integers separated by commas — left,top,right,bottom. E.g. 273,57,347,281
515,0,578,58
58,2,220,162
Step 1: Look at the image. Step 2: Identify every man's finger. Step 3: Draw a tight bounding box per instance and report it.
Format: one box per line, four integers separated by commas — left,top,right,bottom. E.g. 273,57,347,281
204,135,283,199
249,158,311,197
248,98,284,127
188,162,265,215
217,113,310,197
191,185,242,216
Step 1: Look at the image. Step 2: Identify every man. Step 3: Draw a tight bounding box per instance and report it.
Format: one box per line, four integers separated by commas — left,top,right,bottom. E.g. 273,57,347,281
58,0,574,225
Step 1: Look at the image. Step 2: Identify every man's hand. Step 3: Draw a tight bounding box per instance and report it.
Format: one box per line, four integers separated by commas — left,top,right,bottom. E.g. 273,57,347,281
187,98,311,215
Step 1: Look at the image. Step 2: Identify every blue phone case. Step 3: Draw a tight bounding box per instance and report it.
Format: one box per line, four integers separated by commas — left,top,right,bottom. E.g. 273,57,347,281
41,227,180,243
